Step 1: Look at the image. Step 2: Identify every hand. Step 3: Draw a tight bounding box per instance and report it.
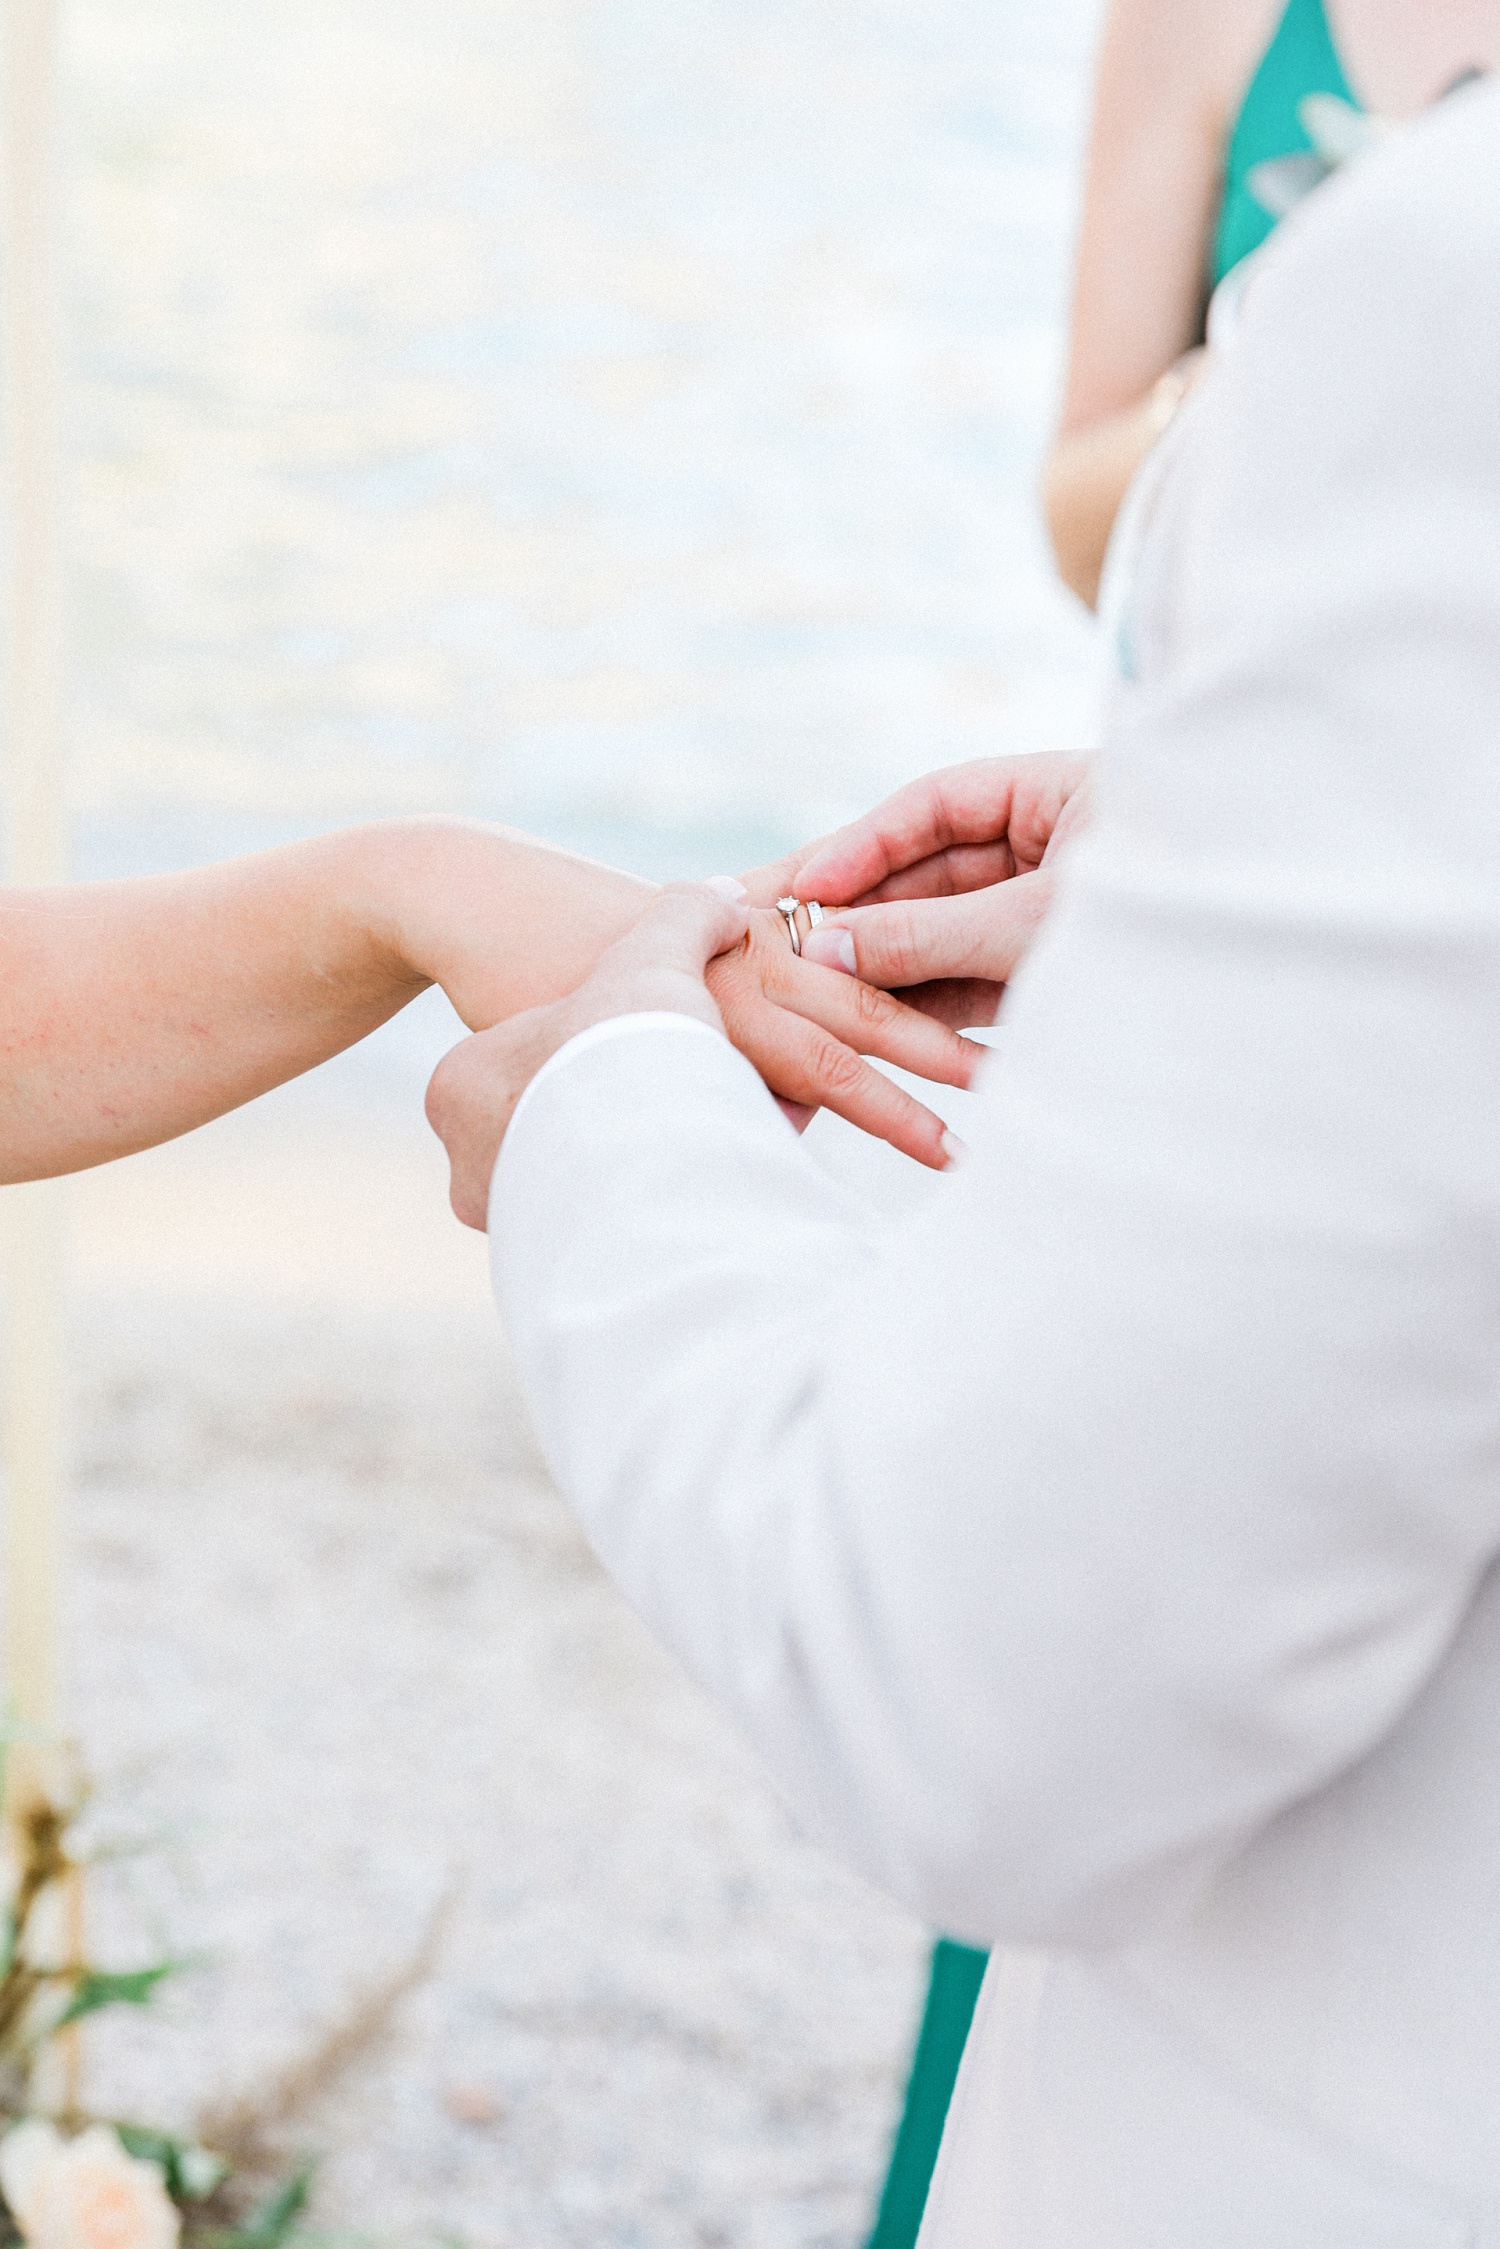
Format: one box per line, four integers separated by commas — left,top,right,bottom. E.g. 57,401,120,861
741,752,1094,1028
427,884,977,1229
790,749,1093,903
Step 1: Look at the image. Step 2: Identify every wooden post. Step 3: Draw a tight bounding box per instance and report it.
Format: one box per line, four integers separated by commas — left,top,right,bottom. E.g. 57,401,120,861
3,1190,66,1756
2,0,68,1788
2,0,79,2119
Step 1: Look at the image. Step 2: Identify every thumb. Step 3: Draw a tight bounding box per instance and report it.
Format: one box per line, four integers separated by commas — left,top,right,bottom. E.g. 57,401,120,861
802,872,1054,989
615,880,750,972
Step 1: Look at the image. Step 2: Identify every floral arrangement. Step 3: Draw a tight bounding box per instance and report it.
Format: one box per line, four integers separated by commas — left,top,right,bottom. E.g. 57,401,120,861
0,2120,254,2249
0,1754,444,2249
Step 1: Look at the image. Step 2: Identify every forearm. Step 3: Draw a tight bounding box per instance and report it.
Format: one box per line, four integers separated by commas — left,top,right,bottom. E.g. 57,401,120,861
0,819,654,1181
1043,395,1167,608
1044,354,1208,610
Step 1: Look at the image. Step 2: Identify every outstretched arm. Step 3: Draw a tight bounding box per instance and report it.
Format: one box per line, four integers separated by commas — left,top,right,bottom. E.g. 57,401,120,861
0,818,975,1184
0,820,649,1182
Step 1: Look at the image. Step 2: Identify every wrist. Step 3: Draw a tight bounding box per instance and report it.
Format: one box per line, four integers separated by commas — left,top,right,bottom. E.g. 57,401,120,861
565,965,725,1043
344,817,662,1030
333,817,451,1009
1142,349,1205,442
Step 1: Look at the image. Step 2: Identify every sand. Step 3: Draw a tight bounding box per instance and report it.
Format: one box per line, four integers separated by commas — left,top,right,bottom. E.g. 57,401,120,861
53,1059,932,2247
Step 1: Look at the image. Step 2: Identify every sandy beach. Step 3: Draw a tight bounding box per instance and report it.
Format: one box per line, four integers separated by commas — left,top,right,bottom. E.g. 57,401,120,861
61,1063,934,2246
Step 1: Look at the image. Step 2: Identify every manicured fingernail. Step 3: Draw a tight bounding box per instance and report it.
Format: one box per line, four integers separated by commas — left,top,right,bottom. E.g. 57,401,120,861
940,1129,968,1168
703,875,748,901
802,926,857,974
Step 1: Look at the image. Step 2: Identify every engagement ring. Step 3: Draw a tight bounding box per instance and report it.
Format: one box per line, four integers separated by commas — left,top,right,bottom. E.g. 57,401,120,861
775,897,828,954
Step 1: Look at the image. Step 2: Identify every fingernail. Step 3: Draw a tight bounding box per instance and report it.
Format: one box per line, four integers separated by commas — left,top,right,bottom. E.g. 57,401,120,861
940,1129,968,1168
802,926,857,974
703,875,748,901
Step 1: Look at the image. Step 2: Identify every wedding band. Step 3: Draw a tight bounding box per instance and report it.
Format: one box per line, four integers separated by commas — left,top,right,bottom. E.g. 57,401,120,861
775,896,802,955
805,901,825,928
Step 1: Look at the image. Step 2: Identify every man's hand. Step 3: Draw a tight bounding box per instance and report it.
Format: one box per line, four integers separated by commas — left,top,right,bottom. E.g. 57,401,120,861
427,884,976,1228
740,752,1095,1027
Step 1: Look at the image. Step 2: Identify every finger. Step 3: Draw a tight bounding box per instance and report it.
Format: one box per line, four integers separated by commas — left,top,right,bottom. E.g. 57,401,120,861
613,882,750,973
736,1003,955,1170
425,1007,565,1230
792,929,1002,1024
1041,782,1093,861
768,953,981,1090
888,976,1005,1030
846,793,1089,905
796,755,1079,895
804,874,1054,991
733,849,820,910
849,839,1026,904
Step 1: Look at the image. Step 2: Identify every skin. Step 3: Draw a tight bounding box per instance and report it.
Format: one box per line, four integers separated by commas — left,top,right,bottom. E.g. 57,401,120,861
1043,0,1500,607
795,751,1095,1025
430,886,798,1230
427,753,1097,1226
0,818,976,1186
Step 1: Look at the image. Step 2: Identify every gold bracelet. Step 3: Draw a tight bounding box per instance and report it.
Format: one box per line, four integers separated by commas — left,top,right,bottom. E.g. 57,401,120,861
1144,349,1204,441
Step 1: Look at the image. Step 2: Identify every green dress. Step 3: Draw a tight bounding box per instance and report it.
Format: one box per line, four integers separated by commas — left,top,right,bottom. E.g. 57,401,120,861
1212,0,1362,286
864,10,1367,2245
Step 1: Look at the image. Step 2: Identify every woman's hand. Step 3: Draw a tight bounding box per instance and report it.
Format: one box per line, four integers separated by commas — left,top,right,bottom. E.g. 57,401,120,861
0,812,985,1186
705,900,976,1154
0,819,659,1183
387,824,981,1163
426,885,976,1230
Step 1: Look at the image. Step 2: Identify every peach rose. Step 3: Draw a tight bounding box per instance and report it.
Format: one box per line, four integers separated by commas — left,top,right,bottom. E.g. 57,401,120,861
0,2121,180,2249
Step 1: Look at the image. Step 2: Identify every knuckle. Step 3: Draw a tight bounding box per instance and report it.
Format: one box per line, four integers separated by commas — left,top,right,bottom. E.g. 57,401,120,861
424,1057,457,1137
871,910,925,987
706,936,752,999
807,1032,866,1100
746,907,787,961
851,974,897,1031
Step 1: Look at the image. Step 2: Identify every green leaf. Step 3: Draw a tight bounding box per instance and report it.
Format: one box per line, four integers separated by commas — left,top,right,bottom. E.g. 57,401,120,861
213,2162,317,2248
115,2122,179,2173
114,2123,228,2202
176,2143,233,2200
54,1962,177,2029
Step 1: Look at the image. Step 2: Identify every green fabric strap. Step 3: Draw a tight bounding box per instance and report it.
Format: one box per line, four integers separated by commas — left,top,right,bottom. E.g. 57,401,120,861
866,1939,990,2249
1212,0,1359,284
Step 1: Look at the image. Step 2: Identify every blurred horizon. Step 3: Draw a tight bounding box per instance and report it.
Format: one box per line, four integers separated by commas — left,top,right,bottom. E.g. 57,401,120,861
60,0,1104,908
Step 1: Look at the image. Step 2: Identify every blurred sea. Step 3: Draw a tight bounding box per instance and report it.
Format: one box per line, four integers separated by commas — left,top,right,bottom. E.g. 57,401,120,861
21,17,1118,2230
63,0,1104,905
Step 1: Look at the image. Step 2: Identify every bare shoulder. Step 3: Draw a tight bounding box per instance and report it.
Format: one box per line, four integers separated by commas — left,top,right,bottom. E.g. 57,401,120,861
1091,0,1284,139
1330,0,1500,115
1058,0,1286,427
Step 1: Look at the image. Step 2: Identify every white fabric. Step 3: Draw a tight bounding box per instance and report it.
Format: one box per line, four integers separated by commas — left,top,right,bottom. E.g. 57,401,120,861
508,1009,724,1140
494,84,1500,2248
